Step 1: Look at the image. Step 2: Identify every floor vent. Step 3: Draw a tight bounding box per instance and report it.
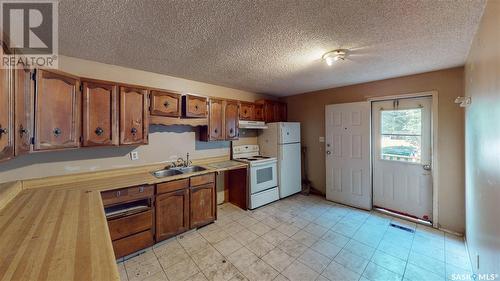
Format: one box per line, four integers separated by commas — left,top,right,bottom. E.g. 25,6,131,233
390,223,415,233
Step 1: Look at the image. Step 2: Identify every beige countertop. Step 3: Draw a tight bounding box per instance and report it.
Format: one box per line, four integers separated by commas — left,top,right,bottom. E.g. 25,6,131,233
0,158,247,281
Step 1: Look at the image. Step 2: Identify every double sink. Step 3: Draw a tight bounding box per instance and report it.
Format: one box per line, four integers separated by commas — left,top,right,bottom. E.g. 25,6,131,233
152,165,208,178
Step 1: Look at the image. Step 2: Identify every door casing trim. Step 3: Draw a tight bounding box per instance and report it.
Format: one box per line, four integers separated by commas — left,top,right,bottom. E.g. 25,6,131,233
368,90,439,228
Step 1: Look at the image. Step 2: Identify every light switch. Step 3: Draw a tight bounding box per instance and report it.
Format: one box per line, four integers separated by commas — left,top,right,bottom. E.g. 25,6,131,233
319,136,325,143
130,151,139,161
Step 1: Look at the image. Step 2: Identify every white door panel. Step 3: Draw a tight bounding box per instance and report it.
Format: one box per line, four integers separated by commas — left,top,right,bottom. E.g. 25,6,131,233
279,142,302,198
325,102,371,210
372,97,433,220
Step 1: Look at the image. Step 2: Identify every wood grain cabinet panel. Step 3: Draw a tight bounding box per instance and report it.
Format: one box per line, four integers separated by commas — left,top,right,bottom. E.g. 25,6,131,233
254,104,264,121
82,80,118,147
225,100,239,140
0,42,14,161
108,210,152,241
256,99,287,123
119,86,148,145
190,183,216,229
150,90,181,117
112,230,153,259
183,94,208,118
239,102,254,120
14,67,33,155
206,98,224,141
156,188,189,241
34,70,81,151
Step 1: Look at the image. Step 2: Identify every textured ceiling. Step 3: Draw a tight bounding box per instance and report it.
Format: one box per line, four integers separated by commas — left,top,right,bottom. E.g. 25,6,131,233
58,0,486,96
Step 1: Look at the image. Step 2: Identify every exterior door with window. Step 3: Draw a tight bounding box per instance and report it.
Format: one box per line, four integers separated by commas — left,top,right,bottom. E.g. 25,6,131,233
372,96,433,221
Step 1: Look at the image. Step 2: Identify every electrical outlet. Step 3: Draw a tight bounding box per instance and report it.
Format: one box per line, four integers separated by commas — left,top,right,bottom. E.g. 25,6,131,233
130,151,139,161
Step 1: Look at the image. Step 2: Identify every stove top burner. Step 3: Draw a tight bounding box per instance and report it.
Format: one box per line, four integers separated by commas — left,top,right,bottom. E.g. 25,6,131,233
235,156,273,162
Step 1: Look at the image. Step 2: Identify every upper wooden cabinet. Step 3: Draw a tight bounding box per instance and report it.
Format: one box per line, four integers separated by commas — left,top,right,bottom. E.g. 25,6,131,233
225,100,239,140
239,102,254,121
120,86,149,145
34,70,81,151
14,67,33,156
150,90,181,117
183,94,208,118
82,80,118,147
254,104,264,121
256,99,287,123
0,42,14,161
205,98,224,141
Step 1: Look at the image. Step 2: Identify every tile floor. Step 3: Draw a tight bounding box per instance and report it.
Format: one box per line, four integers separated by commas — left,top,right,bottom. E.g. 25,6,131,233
118,194,472,281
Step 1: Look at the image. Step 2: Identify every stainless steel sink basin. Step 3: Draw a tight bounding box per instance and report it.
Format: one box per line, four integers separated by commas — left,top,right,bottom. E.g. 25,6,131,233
175,166,208,173
152,165,208,178
152,169,183,178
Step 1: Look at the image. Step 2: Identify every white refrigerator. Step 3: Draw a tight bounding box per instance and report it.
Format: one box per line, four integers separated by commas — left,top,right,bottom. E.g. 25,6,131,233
258,122,302,198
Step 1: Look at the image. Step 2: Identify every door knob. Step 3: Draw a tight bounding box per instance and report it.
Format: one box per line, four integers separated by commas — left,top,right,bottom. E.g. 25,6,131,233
131,127,138,135
53,128,61,137
326,151,331,155
95,127,104,136
423,164,432,171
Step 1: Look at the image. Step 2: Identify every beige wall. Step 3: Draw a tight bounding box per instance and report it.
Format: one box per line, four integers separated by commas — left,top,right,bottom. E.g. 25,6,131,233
0,56,268,183
283,67,465,233
464,0,499,274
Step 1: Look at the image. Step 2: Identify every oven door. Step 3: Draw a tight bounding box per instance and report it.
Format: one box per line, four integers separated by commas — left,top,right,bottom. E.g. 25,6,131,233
250,161,278,194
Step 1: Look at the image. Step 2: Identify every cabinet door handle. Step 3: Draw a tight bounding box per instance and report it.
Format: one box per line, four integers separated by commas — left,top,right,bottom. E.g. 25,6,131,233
139,186,144,192
19,125,28,136
163,101,169,107
131,127,138,135
194,105,199,111
115,191,121,197
95,127,104,136
214,128,218,134
53,128,61,137
0,126,8,137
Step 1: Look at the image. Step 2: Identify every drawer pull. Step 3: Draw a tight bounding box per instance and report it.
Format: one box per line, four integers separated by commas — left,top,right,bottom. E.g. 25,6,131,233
116,191,121,197
139,186,144,192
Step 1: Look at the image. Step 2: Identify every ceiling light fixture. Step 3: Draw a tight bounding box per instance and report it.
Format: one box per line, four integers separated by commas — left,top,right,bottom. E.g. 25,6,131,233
322,49,349,66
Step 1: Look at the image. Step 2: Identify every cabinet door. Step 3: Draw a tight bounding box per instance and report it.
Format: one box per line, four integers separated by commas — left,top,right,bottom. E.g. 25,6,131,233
183,94,207,118
34,70,81,151
190,183,216,229
0,43,14,160
14,67,33,155
120,87,148,145
264,102,275,123
150,90,181,117
156,189,189,241
239,102,254,120
82,81,118,147
208,99,224,140
254,104,264,121
225,100,239,140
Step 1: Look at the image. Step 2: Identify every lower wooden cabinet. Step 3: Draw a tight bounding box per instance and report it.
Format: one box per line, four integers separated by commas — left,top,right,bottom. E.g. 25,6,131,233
189,183,216,229
155,188,189,242
112,230,154,259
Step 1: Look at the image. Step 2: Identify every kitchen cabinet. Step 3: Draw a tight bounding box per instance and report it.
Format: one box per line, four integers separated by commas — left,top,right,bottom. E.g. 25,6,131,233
156,188,189,241
239,102,254,120
189,173,216,228
256,99,287,123
82,80,118,147
150,90,182,117
119,86,149,145
200,98,239,141
34,70,81,151
182,94,208,118
225,100,239,140
0,42,14,161
254,104,264,121
14,67,33,155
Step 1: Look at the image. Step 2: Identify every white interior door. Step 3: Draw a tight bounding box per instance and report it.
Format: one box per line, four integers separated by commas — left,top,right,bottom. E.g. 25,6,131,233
372,97,433,221
325,102,371,210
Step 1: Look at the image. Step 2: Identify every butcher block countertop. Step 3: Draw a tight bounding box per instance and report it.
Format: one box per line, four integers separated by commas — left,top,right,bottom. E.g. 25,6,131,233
0,157,247,281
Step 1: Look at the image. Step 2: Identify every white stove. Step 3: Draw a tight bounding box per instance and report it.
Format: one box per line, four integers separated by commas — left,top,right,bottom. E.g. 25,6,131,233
232,145,279,209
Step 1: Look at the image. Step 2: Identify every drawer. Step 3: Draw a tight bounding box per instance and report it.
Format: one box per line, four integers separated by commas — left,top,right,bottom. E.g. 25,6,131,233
150,90,181,117
183,94,207,118
101,185,154,206
157,178,189,194
108,210,152,240
190,173,215,187
112,230,153,259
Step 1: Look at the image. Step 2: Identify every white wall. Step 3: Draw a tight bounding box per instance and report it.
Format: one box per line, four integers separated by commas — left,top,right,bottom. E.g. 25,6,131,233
464,0,500,274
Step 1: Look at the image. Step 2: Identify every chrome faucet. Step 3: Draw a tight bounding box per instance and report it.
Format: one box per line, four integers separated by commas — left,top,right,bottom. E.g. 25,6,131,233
174,153,192,168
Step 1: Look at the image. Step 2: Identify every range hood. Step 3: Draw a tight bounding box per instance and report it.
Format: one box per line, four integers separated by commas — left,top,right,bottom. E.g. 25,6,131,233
239,120,268,129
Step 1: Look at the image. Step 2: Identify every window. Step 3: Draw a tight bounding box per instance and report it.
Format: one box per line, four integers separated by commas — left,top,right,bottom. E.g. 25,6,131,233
380,108,422,163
